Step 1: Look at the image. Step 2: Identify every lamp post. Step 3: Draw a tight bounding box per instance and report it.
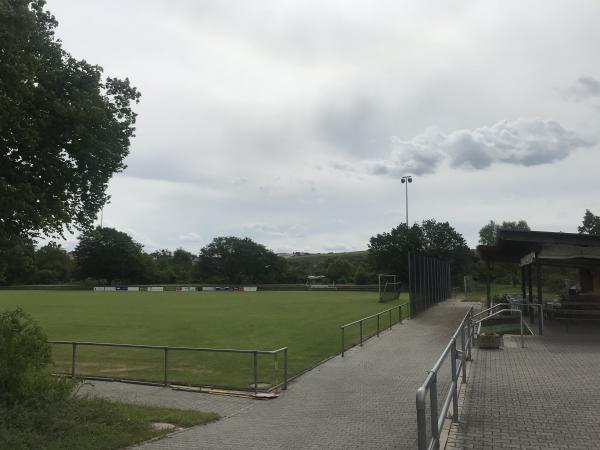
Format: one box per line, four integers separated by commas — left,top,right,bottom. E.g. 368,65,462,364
400,175,413,227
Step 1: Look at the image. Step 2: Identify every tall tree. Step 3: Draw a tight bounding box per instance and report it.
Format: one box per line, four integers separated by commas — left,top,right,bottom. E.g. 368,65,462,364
578,210,600,236
368,220,472,285
0,0,140,244
196,237,286,284
74,227,145,284
478,219,531,286
33,242,73,284
368,223,424,283
478,220,530,245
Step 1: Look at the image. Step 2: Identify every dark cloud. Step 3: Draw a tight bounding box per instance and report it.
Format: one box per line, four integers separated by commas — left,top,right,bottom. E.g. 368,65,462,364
343,118,593,177
559,76,600,102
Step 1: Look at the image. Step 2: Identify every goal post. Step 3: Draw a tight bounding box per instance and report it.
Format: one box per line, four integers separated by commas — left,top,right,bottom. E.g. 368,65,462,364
378,273,401,302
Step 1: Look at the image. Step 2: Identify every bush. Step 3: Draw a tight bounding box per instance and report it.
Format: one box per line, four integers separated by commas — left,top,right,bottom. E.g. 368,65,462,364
0,308,72,406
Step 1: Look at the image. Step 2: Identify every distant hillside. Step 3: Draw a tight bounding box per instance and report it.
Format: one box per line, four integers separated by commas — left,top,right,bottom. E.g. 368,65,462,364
282,250,368,264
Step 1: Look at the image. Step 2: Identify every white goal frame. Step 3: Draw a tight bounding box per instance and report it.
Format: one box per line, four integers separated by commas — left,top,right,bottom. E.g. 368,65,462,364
378,273,400,302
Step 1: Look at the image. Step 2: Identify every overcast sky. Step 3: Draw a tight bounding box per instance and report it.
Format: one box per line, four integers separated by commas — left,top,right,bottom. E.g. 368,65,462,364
48,0,600,253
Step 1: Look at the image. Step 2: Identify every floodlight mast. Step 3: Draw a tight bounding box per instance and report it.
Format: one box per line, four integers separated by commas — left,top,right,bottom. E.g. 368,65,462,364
400,176,413,227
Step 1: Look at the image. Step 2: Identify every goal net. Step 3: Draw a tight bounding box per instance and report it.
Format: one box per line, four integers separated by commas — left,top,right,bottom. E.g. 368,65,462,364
378,274,401,302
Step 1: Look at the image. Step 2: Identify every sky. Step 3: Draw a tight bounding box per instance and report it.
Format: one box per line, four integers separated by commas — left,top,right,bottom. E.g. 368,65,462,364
47,0,600,253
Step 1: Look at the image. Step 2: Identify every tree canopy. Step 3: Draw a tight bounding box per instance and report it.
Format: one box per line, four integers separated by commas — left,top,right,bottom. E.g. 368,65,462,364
368,220,472,284
478,220,530,245
74,227,146,284
196,236,286,284
0,0,140,243
578,210,600,236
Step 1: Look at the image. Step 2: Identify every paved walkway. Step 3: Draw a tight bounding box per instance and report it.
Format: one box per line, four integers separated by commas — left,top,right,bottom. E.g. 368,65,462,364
447,329,600,450
80,300,472,449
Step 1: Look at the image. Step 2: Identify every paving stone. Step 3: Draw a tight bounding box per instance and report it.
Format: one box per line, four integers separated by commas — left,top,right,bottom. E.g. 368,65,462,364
446,330,600,450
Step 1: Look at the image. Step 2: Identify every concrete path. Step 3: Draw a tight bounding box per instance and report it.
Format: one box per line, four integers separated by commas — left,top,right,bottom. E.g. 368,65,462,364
81,300,472,449
447,330,600,450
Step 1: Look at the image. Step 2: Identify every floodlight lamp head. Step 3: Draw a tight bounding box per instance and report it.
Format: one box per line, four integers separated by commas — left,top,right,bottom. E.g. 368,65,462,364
401,178,406,183
408,177,412,183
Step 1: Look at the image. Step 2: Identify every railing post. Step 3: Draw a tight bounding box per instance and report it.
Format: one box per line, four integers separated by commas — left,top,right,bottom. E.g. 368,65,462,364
283,348,288,390
71,342,77,378
389,309,392,330
399,305,403,324
430,372,440,449
376,314,380,336
163,347,169,386
460,325,467,383
416,387,428,450
359,321,363,346
341,327,345,357
450,339,459,422
253,351,258,395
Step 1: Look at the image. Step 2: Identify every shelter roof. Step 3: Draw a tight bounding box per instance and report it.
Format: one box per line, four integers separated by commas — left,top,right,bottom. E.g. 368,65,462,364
477,230,600,267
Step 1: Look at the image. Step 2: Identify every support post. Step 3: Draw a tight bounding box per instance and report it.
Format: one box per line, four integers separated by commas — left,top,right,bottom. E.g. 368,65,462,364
450,340,459,421
460,325,467,383
486,263,492,308
377,314,380,336
253,351,258,395
407,251,412,316
283,348,288,390
430,373,439,448
163,347,169,386
359,321,363,346
71,342,77,378
527,265,534,323
536,260,543,335
416,388,427,450
341,327,345,357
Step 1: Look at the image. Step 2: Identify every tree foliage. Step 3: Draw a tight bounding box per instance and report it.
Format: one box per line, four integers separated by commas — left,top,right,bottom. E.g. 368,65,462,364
74,227,145,284
477,219,531,286
0,0,140,244
33,242,73,284
478,220,530,245
578,209,600,236
196,236,286,284
368,220,472,285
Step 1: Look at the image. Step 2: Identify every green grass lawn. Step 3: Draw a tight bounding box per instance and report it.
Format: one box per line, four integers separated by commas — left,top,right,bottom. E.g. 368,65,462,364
0,290,407,390
0,397,218,450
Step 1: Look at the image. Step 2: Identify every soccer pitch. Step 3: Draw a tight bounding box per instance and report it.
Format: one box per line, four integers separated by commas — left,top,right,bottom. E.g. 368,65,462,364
0,290,407,390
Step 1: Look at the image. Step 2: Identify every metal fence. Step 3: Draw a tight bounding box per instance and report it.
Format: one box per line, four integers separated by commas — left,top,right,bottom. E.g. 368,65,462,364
340,303,408,356
48,340,288,395
416,307,474,450
408,253,452,317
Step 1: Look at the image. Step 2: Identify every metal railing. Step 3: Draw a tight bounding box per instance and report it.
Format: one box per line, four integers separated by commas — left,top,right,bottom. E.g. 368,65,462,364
340,303,408,357
48,340,288,395
474,308,525,348
474,301,543,335
416,307,474,450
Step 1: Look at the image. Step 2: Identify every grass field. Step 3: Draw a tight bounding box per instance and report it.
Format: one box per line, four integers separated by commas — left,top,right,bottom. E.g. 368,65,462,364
0,290,407,390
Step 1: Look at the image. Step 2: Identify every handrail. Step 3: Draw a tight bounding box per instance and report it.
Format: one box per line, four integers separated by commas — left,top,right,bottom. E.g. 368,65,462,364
48,340,288,394
487,301,544,335
340,302,408,356
416,307,474,450
474,308,525,348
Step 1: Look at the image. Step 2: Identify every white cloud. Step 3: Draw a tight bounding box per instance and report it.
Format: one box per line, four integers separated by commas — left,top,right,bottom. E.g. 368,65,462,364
356,118,593,177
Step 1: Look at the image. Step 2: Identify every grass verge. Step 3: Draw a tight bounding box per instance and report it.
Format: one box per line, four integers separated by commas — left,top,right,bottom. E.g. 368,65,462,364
0,396,218,450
